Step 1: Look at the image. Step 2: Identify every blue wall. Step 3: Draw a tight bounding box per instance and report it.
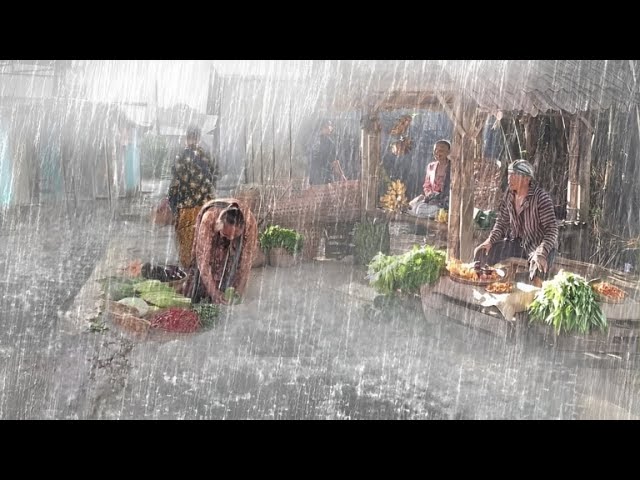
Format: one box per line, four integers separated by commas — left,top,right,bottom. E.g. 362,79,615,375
0,121,12,206
124,127,140,194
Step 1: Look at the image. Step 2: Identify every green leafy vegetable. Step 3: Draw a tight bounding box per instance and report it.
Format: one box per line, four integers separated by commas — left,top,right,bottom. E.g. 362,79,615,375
367,245,446,295
528,270,607,335
259,225,304,255
191,303,222,329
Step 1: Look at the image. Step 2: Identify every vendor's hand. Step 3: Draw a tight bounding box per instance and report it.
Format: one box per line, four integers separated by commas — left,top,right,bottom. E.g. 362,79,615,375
212,291,229,305
532,254,548,273
474,241,492,258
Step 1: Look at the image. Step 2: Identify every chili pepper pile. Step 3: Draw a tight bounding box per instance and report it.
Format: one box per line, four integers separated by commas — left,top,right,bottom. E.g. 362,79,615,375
592,281,626,301
150,307,201,333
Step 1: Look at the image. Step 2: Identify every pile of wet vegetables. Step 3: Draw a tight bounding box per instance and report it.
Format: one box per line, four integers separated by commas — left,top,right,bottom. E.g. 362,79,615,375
528,270,607,335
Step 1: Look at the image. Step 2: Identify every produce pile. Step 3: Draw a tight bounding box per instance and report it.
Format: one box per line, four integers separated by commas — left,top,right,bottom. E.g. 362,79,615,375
447,260,502,283
591,281,626,302
100,272,221,335
367,245,446,295
149,308,201,333
528,270,607,335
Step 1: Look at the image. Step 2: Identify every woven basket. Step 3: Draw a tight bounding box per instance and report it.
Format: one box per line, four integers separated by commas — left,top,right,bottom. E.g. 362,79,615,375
252,248,267,268
105,301,151,336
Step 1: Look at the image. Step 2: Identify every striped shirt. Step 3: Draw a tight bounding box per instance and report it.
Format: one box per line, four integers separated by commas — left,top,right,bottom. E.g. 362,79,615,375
488,184,558,259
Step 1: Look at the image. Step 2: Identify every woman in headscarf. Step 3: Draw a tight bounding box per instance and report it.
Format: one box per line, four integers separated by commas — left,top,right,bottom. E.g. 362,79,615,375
167,125,219,268
183,198,258,305
474,159,558,285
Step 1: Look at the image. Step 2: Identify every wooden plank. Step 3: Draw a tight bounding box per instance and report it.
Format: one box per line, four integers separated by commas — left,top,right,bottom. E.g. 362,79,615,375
421,274,640,353
421,289,516,339
421,278,518,339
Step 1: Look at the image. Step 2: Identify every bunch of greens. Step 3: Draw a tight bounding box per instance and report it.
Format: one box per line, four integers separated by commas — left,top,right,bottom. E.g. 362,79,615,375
367,245,446,295
528,270,607,335
353,219,390,265
191,303,222,329
258,225,304,255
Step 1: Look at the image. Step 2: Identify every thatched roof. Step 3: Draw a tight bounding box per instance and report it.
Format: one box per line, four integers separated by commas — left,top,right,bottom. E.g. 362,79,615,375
328,60,640,116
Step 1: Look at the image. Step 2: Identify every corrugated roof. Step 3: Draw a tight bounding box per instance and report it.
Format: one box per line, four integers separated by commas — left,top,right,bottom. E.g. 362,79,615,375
331,60,640,116
467,60,638,116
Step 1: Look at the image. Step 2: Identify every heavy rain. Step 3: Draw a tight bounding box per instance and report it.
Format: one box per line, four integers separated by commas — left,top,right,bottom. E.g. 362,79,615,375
1,60,639,419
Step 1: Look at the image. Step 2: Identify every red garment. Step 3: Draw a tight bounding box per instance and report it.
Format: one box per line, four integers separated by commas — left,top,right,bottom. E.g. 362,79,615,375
422,161,448,196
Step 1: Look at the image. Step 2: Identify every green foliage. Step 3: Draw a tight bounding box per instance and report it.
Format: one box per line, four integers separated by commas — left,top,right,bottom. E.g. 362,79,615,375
191,303,221,329
528,270,607,335
259,225,304,255
354,220,390,265
367,245,446,295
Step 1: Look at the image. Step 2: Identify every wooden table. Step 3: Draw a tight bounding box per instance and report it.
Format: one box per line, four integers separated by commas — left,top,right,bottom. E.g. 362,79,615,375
420,266,640,354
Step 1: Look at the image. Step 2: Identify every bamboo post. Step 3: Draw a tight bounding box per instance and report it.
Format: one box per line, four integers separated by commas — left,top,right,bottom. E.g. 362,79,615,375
271,113,276,183
578,114,594,222
360,121,369,221
289,99,293,181
360,112,381,215
566,115,580,222
243,118,248,185
448,134,462,260
459,132,476,262
445,98,464,261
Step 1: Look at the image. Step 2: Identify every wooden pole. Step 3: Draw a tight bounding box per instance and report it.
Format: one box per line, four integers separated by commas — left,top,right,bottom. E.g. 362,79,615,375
155,78,160,137
289,99,293,181
243,118,248,185
567,115,580,222
440,94,483,261
272,113,276,183
445,98,463,261
361,113,381,213
360,119,369,221
260,110,264,186
250,128,255,184
578,114,594,222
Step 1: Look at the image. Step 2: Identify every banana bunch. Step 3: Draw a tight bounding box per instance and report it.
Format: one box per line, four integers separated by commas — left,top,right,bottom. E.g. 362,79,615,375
380,179,409,212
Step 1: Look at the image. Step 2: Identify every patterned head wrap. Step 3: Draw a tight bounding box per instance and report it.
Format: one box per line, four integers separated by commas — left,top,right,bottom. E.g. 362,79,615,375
508,159,535,178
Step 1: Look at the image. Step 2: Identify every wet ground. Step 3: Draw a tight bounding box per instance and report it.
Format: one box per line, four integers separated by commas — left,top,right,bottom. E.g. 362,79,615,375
1,187,640,420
